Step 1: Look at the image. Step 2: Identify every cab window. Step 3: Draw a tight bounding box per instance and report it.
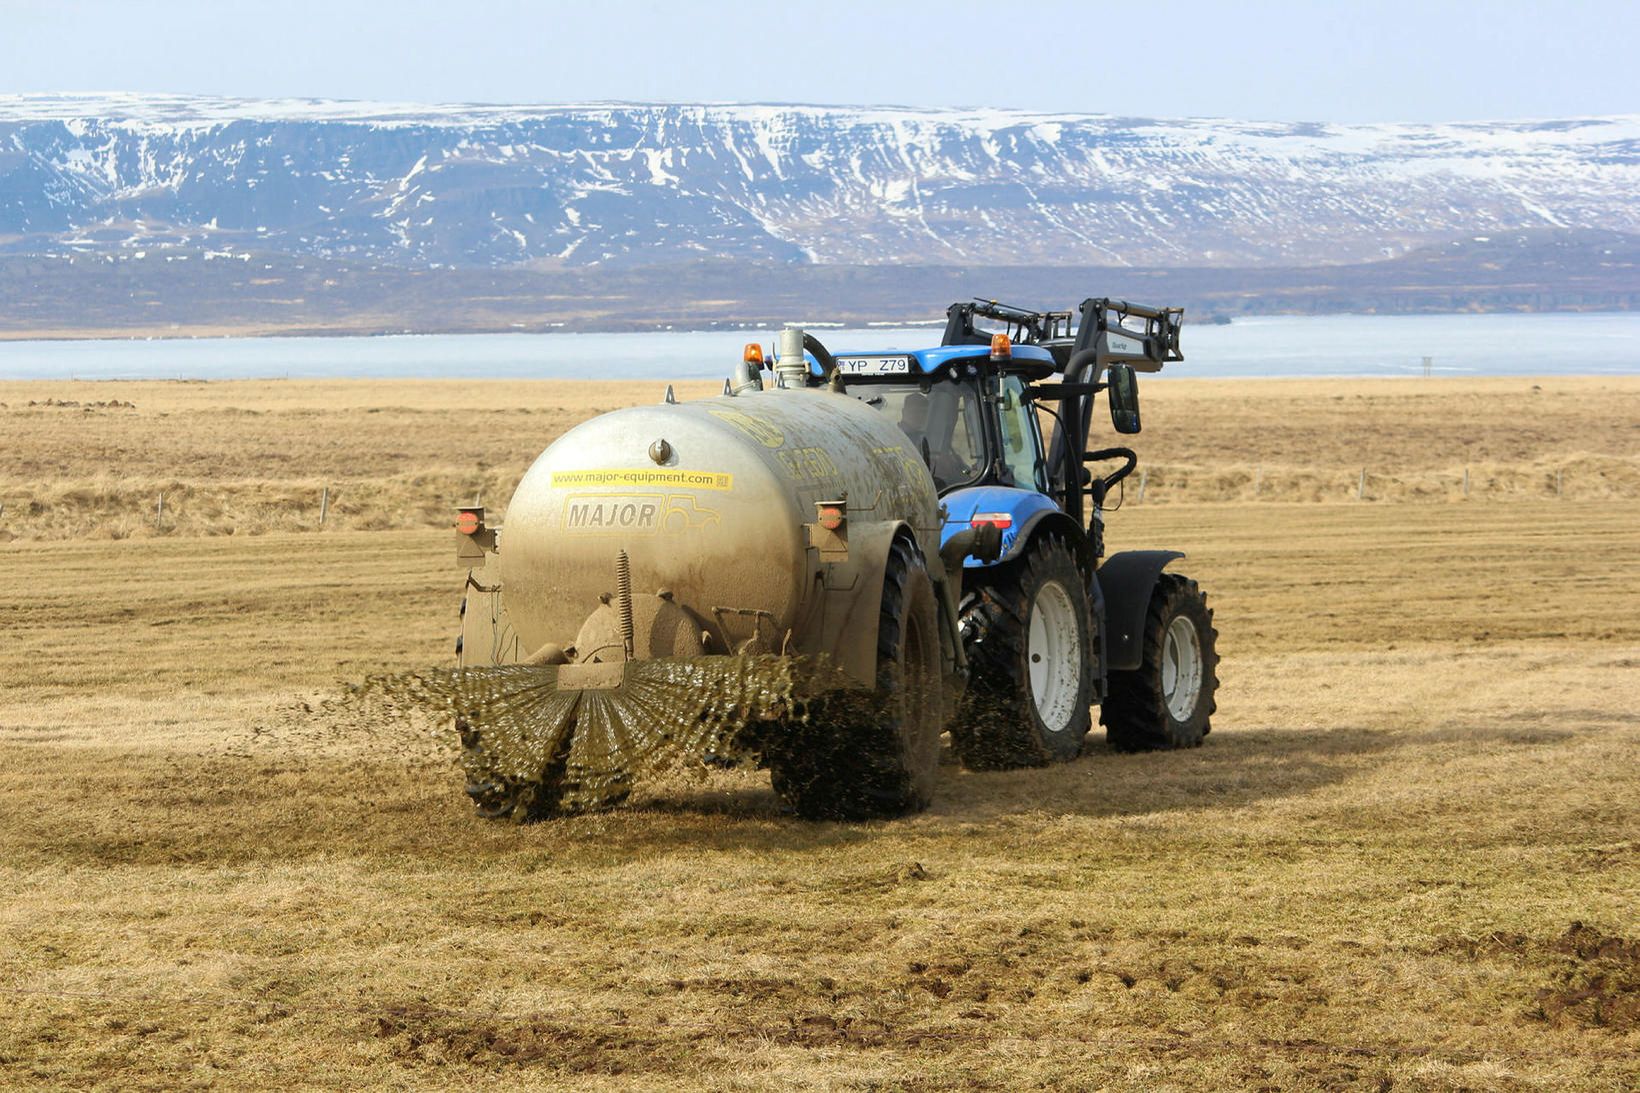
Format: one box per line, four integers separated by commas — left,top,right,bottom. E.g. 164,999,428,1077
996,376,1044,490
857,381,986,492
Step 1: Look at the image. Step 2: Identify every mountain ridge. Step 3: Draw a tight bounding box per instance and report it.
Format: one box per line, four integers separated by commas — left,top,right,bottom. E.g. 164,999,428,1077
3,95,1636,273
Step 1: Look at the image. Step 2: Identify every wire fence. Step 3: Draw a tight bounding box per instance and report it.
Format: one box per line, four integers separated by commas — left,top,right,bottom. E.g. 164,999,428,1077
1112,460,1621,508
0,459,1633,542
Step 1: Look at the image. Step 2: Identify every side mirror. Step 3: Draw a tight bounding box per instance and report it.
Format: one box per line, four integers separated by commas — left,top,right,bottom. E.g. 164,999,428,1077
1107,364,1141,434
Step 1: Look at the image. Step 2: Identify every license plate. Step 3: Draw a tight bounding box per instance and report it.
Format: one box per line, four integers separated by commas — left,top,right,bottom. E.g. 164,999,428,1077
835,355,913,375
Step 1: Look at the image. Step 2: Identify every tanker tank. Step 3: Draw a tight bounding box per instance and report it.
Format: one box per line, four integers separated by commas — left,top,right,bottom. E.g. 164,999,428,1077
498,384,942,674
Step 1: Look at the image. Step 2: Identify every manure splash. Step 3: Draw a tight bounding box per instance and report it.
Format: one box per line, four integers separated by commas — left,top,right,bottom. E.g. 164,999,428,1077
306,654,838,819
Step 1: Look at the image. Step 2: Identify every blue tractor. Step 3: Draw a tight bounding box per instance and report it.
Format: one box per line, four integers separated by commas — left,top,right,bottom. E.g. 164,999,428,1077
814,297,1219,766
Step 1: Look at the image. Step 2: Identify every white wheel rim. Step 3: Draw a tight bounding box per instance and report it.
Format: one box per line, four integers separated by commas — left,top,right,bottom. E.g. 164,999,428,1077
1027,580,1081,732
1162,615,1203,723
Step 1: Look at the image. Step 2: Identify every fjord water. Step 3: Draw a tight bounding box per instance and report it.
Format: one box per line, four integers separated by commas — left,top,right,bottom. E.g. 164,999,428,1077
1,313,1637,381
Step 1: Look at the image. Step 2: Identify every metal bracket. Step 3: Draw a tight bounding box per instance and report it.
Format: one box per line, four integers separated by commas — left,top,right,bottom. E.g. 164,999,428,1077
711,606,778,653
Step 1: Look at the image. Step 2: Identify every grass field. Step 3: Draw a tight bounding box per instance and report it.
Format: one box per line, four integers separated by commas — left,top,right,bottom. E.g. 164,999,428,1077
1,377,1637,1089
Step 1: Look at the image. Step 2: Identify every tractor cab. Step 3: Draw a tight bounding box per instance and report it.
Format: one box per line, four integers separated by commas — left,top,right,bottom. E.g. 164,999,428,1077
821,297,1182,568
824,343,1054,495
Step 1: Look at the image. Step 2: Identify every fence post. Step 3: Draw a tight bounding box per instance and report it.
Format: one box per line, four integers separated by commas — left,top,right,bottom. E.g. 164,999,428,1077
1463,467,1470,498
156,493,164,529
319,486,330,525
1357,468,1366,500
1137,470,1147,504
1556,469,1563,498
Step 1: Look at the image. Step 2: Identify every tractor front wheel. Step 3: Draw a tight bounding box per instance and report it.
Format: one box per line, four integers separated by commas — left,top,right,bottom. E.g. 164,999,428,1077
1101,573,1218,751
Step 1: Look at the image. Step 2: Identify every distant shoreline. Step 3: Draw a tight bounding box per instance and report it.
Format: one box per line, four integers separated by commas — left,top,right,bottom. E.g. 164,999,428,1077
6,305,1640,346
5,313,1640,387
4,230,1635,346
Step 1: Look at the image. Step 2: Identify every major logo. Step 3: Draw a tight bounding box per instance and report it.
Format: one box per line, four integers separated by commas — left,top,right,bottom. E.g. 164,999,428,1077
562,494,721,534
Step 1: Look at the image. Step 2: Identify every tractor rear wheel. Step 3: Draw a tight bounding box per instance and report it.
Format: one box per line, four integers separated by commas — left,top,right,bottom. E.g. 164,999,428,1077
951,535,1095,769
766,537,943,819
1101,573,1218,751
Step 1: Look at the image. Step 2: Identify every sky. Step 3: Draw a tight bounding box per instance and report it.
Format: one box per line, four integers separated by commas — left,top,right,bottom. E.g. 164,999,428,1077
3,0,1636,123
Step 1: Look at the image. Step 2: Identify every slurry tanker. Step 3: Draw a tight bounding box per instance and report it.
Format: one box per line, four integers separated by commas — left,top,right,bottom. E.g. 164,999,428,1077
452,298,1218,820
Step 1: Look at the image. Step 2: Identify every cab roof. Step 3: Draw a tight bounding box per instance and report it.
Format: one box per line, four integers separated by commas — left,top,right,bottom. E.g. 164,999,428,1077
810,343,1058,381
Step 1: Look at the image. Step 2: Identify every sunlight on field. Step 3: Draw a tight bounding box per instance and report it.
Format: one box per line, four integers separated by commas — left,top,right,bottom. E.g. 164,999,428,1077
2,375,1637,540
1,378,1637,1088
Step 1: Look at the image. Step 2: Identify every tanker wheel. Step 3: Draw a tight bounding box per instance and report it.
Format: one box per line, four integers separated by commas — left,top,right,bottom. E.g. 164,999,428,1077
1101,574,1218,751
951,534,1095,770
767,537,943,820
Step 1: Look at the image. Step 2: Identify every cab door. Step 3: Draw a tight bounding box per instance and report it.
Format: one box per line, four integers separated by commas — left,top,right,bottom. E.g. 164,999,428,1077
994,375,1048,493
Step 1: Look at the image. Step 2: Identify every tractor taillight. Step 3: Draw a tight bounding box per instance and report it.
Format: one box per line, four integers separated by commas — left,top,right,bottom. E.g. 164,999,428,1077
818,505,845,530
971,512,1013,530
455,511,481,535
990,333,1012,361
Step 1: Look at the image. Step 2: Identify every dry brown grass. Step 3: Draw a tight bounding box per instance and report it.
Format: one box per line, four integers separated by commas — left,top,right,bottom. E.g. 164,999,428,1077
2,375,1637,540
1,378,1637,1089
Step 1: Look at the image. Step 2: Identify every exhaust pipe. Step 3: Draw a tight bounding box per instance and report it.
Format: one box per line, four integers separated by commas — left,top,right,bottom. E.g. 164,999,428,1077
776,326,807,389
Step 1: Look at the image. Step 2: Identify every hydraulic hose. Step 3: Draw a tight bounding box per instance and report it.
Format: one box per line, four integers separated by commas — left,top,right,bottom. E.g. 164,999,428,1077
803,332,837,383
1084,447,1138,491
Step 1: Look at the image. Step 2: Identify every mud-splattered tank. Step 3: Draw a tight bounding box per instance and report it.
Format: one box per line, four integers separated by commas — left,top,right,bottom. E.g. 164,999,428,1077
495,385,943,682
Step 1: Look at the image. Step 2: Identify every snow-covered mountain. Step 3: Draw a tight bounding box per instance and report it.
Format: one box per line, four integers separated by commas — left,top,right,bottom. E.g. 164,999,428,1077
1,94,1636,270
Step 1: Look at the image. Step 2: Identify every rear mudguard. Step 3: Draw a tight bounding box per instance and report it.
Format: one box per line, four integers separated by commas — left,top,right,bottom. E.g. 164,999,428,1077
809,520,963,691
808,519,902,687
939,486,1058,567
1006,508,1096,573
1096,550,1183,671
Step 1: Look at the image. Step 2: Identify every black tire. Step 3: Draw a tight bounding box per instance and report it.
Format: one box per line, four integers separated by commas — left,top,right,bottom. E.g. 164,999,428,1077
766,537,943,820
1100,573,1218,751
951,535,1096,769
